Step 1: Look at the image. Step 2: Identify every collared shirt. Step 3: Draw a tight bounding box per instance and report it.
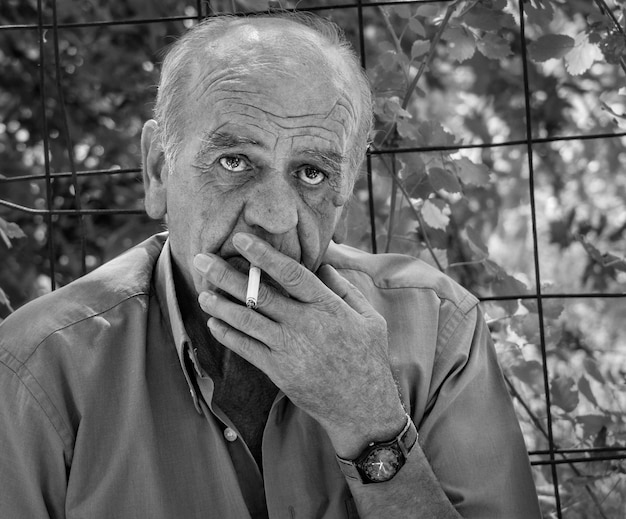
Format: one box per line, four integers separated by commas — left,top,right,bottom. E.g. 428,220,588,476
0,233,541,518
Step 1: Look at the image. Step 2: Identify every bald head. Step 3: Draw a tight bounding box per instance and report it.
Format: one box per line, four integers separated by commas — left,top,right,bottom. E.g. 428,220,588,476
153,13,372,176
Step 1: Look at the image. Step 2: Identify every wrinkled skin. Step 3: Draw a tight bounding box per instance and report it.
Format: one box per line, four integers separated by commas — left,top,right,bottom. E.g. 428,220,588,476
142,19,406,458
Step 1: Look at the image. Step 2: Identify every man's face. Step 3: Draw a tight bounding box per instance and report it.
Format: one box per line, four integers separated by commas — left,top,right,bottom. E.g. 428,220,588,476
149,24,360,295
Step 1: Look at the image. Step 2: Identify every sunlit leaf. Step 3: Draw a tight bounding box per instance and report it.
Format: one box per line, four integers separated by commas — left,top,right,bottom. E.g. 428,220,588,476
565,33,602,75
421,199,449,230
551,375,579,413
527,34,575,62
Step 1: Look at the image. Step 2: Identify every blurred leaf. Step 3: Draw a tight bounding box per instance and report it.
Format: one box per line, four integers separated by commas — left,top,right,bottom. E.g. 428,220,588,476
524,0,555,29
577,376,599,408
415,4,440,18
0,287,13,312
407,17,426,37
453,156,491,186
510,359,544,388
428,166,462,193
551,375,579,413
576,413,609,440
464,224,489,260
411,40,430,60
583,358,606,384
527,34,575,62
0,217,26,249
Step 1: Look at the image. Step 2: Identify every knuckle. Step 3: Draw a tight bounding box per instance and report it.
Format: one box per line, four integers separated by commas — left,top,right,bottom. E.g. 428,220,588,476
237,308,256,330
280,261,306,288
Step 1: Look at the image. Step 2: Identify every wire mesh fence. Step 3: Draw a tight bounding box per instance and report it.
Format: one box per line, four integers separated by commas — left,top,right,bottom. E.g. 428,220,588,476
1,1,625,517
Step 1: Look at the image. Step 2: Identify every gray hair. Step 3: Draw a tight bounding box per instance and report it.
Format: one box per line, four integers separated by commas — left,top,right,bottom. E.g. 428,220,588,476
153,11,373,177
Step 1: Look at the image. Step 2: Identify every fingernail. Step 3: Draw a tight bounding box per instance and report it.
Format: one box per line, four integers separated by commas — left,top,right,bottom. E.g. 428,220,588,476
233,232,254,251
193,253,213,273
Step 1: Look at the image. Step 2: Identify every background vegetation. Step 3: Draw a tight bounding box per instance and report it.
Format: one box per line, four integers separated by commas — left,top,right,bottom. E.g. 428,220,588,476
1,0,625,517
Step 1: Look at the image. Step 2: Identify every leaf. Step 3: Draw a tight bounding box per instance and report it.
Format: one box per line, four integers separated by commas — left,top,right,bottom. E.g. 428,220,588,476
407,18,426,37
464,224,489,260
421,199,449,230
527,34,575,63
464,6,515,32
477,33,513,60
551,375,579,413
428,167,462,194
415,4,440,18
524,1,554,30
411,40,430,60
565,33,602,75
576,414,609,440
453,156,491,186
391,4,412,19
417,121,456,147
510,359,543,388
577,376,599,408
443,26,476,62
0,217,26,249
0,287,12,312
583,358,605,384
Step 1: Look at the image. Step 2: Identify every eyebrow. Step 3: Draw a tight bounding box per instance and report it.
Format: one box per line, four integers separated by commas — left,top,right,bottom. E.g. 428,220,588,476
298,149,344,177
197,131,262,156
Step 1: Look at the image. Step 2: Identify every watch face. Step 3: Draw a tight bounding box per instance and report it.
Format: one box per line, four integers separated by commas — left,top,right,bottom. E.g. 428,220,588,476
361,446,403,483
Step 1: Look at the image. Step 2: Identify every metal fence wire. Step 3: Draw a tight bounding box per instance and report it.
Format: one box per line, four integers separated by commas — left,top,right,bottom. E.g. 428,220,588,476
1,0,626,517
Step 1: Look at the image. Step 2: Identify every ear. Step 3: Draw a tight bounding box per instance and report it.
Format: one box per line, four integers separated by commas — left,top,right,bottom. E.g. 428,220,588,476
141,119,168,219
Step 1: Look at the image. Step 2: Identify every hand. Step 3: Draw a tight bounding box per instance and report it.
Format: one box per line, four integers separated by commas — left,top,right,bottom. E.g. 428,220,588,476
195,232,406,457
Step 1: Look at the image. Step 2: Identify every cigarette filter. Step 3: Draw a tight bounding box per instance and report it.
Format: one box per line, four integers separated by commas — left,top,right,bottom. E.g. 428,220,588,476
246,266,261,309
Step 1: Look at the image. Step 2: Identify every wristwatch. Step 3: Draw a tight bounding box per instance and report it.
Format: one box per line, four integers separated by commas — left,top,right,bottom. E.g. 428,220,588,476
336,414,418,484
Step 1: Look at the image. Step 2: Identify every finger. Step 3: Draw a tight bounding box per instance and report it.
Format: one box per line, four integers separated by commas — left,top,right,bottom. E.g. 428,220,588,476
194,253,288,319
232,232,328,304
198,290,282,346
207,317,272,375
317,264,378,318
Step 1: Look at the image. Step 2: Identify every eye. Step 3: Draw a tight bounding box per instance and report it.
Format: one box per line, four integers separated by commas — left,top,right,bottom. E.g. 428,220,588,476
219,156,249,172
297,166,326,186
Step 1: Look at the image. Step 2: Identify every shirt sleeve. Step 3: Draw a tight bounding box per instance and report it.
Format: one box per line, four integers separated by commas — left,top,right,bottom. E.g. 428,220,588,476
0,360,68,518
415,305,541,519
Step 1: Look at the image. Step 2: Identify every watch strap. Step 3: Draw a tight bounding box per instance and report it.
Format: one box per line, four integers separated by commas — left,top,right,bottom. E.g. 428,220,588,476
336,413,418,483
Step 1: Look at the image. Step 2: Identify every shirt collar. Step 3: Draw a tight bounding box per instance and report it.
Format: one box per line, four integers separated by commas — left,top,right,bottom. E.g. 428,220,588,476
154,238,205,414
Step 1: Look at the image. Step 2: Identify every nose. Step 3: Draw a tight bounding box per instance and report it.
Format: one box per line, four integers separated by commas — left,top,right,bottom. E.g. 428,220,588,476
243,173,298,236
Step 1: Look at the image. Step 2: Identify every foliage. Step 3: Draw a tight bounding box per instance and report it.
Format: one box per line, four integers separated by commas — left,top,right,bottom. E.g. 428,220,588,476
1,0,625,516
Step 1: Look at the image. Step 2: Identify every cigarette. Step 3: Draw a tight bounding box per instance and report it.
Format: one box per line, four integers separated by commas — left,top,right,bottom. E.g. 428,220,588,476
246,265,261,309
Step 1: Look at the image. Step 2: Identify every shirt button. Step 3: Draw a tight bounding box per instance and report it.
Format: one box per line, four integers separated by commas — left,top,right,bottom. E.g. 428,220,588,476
224,427,238,442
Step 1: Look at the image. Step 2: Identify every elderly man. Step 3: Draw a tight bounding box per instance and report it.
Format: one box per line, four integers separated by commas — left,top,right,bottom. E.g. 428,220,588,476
0,13,540,519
